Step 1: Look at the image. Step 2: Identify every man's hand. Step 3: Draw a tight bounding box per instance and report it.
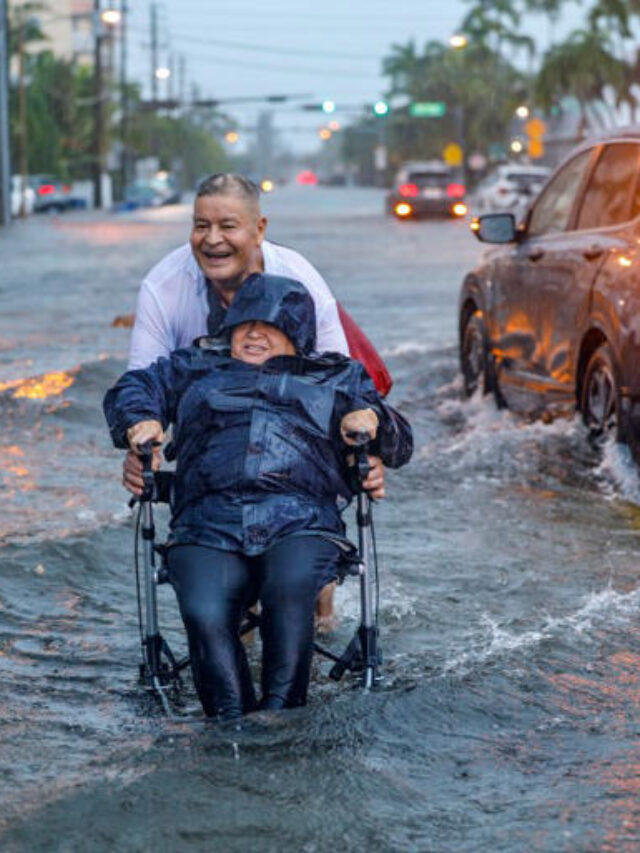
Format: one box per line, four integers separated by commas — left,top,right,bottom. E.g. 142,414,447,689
362,455,385,500
340,408,379,445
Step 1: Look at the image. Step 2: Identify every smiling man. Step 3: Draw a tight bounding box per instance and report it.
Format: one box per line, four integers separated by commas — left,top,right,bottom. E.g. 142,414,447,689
128,173,349,371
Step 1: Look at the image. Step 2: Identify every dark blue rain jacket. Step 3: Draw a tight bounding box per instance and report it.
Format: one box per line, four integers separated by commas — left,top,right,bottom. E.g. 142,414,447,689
104,275,412,555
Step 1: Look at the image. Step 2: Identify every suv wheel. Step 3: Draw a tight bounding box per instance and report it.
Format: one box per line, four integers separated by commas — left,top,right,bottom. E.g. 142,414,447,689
580,344,620,442
461,310,488,397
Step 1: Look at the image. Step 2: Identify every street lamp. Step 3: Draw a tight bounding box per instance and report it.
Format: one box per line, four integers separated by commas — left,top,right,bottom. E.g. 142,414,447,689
101,8,121,26
515,105,530,119
449,33,468,49
155,66,171,80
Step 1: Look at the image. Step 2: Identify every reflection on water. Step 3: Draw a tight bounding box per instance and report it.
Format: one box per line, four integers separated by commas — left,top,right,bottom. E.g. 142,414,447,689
2,194,640,850
0,369,76,398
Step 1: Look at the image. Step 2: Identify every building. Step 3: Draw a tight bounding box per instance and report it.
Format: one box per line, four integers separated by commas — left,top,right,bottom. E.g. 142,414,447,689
19,0,94,65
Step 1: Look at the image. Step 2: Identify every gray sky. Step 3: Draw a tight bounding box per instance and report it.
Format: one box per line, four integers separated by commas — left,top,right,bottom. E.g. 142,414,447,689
125,0,583,155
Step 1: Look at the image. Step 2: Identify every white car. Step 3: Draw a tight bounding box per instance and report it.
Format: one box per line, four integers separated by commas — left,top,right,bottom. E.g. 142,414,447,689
472,164,551,220
10,175,36,217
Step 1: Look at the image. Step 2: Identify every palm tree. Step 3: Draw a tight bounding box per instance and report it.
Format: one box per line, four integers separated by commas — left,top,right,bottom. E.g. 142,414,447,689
534,28,630,126
378,35,528,167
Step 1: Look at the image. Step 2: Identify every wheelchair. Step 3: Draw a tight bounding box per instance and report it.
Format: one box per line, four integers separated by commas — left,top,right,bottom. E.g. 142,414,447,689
131,438,381,715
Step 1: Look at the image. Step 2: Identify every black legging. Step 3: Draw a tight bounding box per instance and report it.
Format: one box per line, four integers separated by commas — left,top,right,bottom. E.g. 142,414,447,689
167,536,340,720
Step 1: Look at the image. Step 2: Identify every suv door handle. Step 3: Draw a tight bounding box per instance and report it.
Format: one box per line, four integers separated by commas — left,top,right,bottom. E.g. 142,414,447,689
583,244,605,260
527,247,544,262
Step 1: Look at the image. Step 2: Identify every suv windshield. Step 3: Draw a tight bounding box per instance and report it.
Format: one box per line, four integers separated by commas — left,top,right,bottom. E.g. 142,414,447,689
407,171,451,188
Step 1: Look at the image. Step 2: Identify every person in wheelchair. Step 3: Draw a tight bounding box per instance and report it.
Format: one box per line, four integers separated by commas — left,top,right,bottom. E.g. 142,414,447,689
104,273,412,720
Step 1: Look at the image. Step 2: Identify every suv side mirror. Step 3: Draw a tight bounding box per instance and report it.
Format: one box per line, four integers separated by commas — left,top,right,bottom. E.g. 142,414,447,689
471,213,517,244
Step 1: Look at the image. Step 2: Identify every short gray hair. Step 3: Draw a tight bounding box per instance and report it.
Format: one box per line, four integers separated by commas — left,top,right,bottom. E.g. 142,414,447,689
195,173,261,209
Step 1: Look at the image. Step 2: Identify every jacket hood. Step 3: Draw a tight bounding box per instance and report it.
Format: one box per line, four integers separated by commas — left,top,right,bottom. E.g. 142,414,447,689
219,273,316,354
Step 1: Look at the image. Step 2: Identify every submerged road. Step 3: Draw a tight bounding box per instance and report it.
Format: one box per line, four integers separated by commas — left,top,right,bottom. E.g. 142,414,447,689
2,187,640,851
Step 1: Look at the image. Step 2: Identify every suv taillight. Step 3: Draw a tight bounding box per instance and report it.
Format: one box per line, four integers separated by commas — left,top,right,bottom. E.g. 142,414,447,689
38,184,56,195
398,182,419,198
446,183,466,198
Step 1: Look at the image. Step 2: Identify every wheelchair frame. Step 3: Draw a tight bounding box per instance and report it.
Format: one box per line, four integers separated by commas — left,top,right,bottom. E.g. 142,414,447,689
133,439,381,714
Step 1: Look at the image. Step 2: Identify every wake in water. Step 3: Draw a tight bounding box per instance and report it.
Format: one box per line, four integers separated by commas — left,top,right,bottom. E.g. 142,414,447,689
441,582,640,678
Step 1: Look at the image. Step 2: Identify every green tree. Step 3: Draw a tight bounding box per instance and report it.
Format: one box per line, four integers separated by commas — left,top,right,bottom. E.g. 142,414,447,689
125,107,230,188
374,37,528,173
534,29,631,122
9,50,96,178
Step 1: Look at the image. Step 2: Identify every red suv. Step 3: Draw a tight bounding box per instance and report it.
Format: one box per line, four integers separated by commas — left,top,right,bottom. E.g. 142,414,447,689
458,128,640,460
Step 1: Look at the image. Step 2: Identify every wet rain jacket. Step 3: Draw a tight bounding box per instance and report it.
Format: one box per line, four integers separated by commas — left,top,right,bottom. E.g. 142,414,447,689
104,274,413,554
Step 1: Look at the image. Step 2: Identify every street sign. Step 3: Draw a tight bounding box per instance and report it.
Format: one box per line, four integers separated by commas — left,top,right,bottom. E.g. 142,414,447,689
468,152,487,171
443,143,463,166
409,101,446,118
525,117,547,139
528,138,545,159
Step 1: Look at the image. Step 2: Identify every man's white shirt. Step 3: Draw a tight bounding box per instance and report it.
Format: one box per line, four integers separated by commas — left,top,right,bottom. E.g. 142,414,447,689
128,240,348,369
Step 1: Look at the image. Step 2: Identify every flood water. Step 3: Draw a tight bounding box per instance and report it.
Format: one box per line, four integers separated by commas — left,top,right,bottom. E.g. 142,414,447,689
2,188,640,852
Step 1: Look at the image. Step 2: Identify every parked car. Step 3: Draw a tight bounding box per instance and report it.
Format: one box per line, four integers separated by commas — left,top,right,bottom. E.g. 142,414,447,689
27,174,82,213
458,128,640,460
123,171,181,209
385,160,467,219
472,163,551,219
10,175,36,217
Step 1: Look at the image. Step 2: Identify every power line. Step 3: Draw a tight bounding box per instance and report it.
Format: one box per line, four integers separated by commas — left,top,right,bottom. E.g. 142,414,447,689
125,40,382,78
166,33,376,60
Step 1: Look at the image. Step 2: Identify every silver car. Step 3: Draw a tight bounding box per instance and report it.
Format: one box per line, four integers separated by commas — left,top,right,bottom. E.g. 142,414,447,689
473,163,551,220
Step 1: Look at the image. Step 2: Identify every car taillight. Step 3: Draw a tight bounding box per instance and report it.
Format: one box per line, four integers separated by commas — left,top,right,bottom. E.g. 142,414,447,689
38,184,56,195
62,184,71,193
446,183,466,198
398,183,419,198
497,187,510,195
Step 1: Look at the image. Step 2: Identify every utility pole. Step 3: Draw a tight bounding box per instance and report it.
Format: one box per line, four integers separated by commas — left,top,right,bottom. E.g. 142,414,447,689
0,0,11,226
150,2,158,101
119,0,129,190
178,55,186,109
92,0,104,208
17,2,28,216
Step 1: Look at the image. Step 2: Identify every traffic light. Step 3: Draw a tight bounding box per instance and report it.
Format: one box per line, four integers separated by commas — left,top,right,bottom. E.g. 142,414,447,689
373,100,389,116
302,100,336,113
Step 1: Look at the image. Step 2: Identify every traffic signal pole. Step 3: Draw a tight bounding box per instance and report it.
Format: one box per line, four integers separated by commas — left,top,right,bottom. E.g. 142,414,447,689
0,0,11,226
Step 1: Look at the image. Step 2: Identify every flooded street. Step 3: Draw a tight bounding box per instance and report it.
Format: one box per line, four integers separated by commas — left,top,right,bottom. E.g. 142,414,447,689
3,187,640,852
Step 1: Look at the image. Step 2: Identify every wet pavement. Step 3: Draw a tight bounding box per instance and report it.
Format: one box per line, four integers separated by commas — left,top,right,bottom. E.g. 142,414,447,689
2,188,640,851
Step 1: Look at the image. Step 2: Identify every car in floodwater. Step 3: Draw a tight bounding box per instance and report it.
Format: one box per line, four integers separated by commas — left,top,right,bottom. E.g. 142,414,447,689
458,127,640,461
472,163,551,220
27,175,83,213
386,160,467,219
123,171,181,209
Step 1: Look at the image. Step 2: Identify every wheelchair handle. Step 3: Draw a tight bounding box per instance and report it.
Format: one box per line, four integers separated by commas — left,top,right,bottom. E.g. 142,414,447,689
137,440,161,502
344,430,372,486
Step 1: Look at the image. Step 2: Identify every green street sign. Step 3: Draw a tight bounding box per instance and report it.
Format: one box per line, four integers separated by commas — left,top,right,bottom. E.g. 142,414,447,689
409,101,446,118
